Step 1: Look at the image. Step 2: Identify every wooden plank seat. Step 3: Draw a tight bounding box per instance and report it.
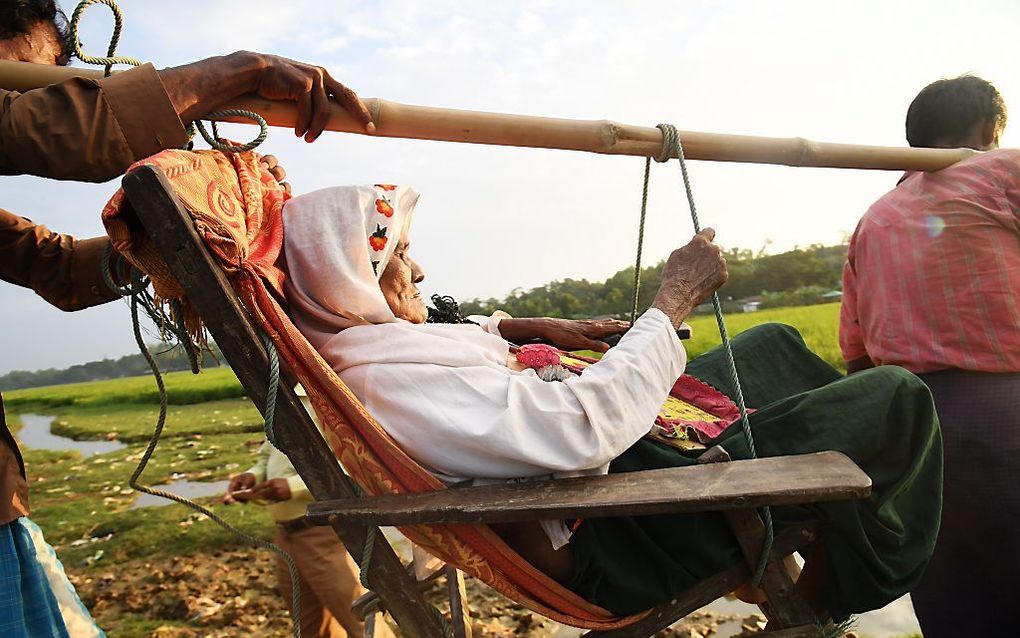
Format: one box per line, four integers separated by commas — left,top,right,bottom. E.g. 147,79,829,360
308,451,870,526
119,164,871,638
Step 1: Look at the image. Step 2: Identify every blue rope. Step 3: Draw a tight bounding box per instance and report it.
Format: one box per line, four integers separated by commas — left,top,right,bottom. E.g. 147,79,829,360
653,123,774,586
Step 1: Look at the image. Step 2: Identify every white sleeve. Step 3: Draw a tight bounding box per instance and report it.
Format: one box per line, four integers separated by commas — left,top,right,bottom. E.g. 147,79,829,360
343,308,684,479
465,310,511,337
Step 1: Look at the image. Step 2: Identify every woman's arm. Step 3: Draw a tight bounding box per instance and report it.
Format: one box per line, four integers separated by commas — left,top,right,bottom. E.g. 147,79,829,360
348,229,728,478
158,51,374,141
489,229,726,351
349,308,686,478
0,53,373,181
650,229,728,329
498,317,630,352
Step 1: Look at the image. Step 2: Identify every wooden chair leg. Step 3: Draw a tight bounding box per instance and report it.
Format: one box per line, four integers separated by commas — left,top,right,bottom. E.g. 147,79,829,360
353,564,446,619
445,566,473,638
725,509,821,635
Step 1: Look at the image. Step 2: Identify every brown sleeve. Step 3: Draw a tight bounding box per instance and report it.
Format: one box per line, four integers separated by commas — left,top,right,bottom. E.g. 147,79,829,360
0,208,122,311
0,63,188,182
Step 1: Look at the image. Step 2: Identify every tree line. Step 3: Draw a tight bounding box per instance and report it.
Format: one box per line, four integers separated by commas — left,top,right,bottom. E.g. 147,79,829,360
0,345,225,392
459,242,848,319
3,243,847,391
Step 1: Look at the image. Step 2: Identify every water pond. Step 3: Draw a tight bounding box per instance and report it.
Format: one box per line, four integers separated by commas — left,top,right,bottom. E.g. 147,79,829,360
16,413,126,457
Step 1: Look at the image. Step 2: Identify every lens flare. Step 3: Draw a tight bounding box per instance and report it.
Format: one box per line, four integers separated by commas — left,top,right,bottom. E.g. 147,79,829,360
924,215,946,238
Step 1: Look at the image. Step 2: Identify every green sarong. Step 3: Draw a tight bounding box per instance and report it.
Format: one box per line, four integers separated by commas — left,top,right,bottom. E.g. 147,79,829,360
566,323,942,620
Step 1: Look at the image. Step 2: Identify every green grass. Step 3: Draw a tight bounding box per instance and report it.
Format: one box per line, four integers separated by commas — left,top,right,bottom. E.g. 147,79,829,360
684,302,843,370
47,398,263,443
3,366,245,412
21,430,271,565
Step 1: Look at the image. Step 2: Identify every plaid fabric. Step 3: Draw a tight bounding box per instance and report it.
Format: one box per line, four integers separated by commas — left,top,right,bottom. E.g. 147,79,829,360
0,519,68,638
840,148,1020,373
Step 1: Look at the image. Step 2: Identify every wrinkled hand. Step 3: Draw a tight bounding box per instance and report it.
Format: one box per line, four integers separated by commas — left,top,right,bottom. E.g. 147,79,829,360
254,53,375,141
652,228,728,329
251,478,292,503
259,154,291,194
222,472,256,504
532,318,630,353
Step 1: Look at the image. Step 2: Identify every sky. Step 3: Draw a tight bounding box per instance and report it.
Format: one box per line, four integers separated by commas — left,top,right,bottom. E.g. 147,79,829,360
2,0,1019,374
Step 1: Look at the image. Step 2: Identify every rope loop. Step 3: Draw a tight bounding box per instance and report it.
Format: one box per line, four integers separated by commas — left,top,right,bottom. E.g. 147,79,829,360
70,1,266,153
69,0,142,75
100,241,147,296
654,123,679,163
195,109,270,153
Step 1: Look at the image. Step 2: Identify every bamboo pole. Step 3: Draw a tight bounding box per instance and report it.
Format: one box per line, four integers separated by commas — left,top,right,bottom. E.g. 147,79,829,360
0,60,976,171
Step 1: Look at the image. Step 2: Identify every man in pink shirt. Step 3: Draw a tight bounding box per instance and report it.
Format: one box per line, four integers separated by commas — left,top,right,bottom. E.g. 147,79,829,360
840,75,1019,636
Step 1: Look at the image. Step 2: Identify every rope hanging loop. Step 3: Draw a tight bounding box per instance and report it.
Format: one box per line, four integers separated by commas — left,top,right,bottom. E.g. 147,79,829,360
69,0,142,75
644,122,775,586
69,0,267,153
196,110,271,153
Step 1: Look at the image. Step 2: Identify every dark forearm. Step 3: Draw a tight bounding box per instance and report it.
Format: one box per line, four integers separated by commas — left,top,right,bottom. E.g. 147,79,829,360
158,51,267,125
496,318,542,343
0,210,120,311
0,64,189,181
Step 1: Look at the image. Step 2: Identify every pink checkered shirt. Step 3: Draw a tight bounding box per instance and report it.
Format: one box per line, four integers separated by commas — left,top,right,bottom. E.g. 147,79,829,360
839,148,1020,374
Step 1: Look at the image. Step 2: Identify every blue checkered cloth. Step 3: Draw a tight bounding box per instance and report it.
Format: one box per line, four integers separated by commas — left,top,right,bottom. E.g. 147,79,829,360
0,519,71,638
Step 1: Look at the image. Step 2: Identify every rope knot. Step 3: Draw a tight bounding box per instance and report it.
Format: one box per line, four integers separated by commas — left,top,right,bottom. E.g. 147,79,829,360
655,123,679,163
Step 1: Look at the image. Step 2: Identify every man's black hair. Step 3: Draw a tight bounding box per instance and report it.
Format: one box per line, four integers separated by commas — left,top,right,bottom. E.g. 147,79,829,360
0,0,72,64
906,75,1007,148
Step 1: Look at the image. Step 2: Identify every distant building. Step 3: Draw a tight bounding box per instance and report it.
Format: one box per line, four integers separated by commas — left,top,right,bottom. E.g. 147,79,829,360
739,296,763,313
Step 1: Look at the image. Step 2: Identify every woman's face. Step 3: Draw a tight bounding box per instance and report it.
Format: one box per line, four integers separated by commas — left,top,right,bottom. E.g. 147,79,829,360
380,238,428,323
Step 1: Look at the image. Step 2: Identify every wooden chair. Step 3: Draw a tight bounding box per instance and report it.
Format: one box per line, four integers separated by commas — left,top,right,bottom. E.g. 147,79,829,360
120,165,870,638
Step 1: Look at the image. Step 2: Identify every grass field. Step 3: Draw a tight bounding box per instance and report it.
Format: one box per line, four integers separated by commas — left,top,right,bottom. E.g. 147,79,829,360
684,302,842,370
4,301,849,636
3,365,247,412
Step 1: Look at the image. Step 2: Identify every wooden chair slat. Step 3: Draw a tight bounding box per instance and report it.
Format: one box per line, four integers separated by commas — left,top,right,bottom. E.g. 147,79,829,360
307,451,870,526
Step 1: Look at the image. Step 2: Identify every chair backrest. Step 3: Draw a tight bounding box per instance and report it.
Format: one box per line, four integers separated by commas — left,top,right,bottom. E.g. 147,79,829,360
111,157,643,631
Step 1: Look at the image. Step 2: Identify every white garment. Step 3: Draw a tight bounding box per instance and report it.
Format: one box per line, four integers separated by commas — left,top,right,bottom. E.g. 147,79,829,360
281,184,686,547
324,308,684,482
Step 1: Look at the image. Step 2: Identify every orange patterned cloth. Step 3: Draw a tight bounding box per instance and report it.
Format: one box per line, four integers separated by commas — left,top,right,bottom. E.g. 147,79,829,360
101,149,646,630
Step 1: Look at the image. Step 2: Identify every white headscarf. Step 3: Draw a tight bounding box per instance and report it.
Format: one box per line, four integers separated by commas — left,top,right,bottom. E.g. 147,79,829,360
283,184,419,348
282,184,510,369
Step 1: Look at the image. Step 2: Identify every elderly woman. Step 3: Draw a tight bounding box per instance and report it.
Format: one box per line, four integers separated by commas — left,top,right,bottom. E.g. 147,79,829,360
282,185,942,622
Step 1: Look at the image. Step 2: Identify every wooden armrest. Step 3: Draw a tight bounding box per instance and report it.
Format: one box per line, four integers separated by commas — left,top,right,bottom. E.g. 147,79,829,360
307,451,870,526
